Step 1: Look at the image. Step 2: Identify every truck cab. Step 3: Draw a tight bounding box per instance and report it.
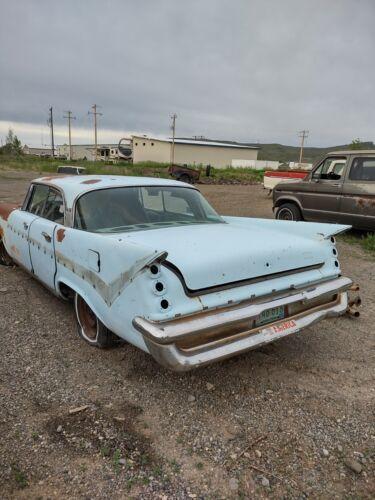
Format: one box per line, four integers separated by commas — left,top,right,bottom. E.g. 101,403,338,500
273,150,375,230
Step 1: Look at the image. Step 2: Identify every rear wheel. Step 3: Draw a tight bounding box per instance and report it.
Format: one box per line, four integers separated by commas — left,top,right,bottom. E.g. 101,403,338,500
276,203,302,221
74,293,118,348
0,240,13,266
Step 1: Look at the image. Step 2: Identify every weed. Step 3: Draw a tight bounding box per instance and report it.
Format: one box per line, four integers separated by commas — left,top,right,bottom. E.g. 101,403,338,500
340,232,375,256
31,431,39,441
12,465,28,489
100,445,111,457
195,462,204,470
170,459,181,473
112,449,122,473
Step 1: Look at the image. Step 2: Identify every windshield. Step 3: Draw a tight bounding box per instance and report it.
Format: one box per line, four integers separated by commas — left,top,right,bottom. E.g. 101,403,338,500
74,186,224,232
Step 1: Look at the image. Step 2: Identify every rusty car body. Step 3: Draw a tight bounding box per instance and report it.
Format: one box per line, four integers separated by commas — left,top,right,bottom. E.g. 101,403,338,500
168,164,200,184
0,175,353,371
273,150,375,230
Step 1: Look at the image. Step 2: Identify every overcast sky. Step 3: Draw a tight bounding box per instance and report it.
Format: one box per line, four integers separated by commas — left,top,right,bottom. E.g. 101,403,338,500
0,0,374,147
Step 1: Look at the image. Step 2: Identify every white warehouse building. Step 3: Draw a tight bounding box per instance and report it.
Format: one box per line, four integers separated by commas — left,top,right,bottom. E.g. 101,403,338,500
132,135,259,168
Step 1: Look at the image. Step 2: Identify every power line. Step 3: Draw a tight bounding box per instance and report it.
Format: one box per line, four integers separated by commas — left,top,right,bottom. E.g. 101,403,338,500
63,111,76,160
89,104,103,161
170,113,177,166
298,130,309,163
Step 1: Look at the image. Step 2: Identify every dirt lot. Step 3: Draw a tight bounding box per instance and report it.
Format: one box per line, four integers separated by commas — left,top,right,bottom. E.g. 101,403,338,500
0,171,374,499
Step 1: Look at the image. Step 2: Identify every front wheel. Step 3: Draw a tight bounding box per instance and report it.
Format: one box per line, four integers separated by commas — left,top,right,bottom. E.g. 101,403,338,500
276,203,302,221
74,293,118,348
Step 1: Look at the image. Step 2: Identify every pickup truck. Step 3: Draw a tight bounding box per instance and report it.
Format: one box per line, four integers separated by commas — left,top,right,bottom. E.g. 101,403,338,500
273,150,375,230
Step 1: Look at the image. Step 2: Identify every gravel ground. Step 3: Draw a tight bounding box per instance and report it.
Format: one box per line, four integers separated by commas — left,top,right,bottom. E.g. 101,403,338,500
0,171,374,499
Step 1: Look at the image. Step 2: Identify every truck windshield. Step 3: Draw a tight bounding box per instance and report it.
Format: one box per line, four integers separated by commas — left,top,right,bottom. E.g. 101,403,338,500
74,186,224,232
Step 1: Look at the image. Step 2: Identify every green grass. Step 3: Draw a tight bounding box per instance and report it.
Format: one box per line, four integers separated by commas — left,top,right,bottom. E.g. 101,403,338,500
0,154,264,184
340,232,375,256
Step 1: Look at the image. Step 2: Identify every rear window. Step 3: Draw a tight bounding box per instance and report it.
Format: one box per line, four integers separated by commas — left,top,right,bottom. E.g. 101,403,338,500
349,157,375,181
74,186,223,232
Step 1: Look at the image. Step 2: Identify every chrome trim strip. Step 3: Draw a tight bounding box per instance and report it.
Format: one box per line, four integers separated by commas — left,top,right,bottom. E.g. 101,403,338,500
133,276,352,345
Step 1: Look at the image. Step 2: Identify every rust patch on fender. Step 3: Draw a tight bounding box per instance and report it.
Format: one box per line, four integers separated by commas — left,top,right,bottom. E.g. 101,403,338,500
10,245,20,256
0,203,19,221
56,228,66,242
355,196,375,208
81,179,101,185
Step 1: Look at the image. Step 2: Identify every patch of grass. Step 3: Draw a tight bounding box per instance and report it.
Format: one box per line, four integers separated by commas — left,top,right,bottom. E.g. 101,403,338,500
112,449,122,473
12,465,28,489
31,431,39,441
170,459,181,473
340,232,375,256
0,154,264,184
100,445,111,457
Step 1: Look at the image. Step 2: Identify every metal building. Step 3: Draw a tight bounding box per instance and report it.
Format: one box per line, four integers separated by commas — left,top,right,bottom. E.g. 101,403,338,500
132,135,259,168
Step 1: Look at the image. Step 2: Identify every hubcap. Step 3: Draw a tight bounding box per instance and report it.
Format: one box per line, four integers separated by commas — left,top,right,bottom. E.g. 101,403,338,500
278,208,293,220
76,296,98,341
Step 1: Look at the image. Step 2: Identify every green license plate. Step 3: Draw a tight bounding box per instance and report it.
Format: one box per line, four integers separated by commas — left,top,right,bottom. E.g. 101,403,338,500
255,306,285,327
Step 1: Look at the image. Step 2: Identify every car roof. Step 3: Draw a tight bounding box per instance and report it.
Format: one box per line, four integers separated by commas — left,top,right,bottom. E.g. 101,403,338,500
33,174,193,208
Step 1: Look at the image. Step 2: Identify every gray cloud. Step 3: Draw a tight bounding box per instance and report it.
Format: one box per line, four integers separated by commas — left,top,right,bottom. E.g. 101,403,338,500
0,0,374,146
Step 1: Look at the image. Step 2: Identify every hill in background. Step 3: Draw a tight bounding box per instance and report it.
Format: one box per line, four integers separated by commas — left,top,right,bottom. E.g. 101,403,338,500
248,141,375,164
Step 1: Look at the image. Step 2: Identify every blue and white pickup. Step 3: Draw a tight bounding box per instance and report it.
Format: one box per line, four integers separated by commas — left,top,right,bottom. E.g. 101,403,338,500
0,175,353,371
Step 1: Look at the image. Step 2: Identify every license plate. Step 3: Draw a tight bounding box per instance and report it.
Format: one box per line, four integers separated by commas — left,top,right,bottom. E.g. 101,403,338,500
255,306,285,326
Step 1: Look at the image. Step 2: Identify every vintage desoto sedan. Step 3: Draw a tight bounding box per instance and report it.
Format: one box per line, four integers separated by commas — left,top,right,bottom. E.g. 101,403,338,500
0,175,354,371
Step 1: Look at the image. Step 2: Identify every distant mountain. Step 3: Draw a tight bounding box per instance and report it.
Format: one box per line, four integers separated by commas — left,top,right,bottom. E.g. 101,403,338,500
176,137,375,165
246,142,375,164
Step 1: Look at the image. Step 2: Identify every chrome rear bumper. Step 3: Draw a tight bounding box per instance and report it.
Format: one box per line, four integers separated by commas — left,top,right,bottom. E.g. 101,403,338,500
133,276,352,371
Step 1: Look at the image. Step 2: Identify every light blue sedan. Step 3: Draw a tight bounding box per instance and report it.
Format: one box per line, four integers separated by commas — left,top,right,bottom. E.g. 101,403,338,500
0,175,353,371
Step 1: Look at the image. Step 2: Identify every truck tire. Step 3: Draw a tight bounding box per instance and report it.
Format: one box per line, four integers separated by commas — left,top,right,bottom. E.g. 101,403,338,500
179,173,192,184
74,293,119,348
276,203,302,221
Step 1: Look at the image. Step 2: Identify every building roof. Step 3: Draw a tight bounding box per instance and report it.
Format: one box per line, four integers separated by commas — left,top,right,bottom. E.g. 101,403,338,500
34,174,189,208
132,135,259,149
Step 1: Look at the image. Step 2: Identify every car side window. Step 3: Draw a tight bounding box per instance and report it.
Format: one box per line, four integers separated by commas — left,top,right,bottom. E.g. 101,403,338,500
27,184,50,215
312,157,347,181
43,188,64,223
349,157,375,181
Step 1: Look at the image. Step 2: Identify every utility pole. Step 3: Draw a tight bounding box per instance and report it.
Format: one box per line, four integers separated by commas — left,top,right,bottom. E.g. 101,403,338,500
89,104,103,161
63,111,76,161
48,107,55,157
298,130,309,163
170,113,177,165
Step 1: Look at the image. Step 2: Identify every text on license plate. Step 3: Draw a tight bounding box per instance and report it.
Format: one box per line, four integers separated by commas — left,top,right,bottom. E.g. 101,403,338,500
255,306,285,326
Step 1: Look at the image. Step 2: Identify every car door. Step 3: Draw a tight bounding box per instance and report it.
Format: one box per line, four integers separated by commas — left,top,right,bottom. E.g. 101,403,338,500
299,156,347,222
340,155,375,230
28,186,65,290
5,184,50,271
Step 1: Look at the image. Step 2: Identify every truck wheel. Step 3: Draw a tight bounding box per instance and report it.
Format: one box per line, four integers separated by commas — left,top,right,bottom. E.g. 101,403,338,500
276,203,302,221
74,293,118,348
179,174,192,184
0,240,13,266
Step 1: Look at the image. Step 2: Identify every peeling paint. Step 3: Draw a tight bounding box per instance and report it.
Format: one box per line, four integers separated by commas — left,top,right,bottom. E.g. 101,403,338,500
81,179,101,185
355,196,375,208
0,203,18,221
10,244,20,256
55,250,167,306
56,228,66,242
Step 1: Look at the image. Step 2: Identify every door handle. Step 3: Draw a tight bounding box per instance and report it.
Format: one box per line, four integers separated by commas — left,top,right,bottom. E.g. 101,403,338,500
23,222,29,230
42,232,52,243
